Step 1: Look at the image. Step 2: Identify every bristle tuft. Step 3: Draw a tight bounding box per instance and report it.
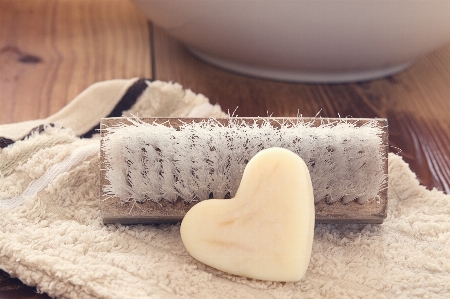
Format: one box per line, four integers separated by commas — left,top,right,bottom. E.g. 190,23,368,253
101,118,386,204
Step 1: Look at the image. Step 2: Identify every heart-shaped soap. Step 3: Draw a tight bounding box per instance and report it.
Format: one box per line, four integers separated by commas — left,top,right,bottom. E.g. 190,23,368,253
180,147,315,281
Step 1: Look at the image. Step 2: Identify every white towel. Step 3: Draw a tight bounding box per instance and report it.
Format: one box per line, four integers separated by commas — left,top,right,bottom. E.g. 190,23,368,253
1,79,449,299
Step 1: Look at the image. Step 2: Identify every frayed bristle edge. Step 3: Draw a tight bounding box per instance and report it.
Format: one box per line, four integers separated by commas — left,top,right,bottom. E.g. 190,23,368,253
101,117,387,205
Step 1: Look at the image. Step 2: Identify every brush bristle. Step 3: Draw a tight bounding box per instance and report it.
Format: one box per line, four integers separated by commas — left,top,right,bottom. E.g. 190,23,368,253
101,117,387,204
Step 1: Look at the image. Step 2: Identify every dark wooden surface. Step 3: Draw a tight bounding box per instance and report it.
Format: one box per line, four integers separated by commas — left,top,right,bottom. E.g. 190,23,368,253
1,0,450,298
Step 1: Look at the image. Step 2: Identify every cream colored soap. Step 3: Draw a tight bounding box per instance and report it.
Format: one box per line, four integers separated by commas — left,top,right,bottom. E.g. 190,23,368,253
180,147,315,281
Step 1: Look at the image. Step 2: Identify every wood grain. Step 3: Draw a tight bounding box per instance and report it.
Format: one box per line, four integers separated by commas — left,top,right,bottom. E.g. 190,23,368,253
153,25,450,193
1,0,450,297
0,0,151,298
0,0,151,124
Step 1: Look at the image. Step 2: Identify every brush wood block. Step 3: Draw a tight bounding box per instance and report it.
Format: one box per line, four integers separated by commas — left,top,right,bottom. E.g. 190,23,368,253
180,148,315,281
100,117,388,224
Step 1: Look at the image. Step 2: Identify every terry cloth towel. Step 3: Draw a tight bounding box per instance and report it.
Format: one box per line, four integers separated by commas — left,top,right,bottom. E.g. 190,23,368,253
1,78,449,299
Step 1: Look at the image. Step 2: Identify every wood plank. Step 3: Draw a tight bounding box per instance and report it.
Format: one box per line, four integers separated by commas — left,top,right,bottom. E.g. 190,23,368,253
0,271,49,299
152,26,450,194
100,117,388,224
1,1,450,296
0,0,152,125
0,1,153,298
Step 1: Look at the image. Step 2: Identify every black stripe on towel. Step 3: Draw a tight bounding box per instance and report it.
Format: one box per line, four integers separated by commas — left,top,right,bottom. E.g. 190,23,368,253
0,78,151,148
0,124,55,149
0,137,14,149
81,78,150,138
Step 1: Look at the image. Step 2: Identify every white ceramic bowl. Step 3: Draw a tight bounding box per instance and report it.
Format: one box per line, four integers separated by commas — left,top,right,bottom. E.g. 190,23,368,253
132,0,450,83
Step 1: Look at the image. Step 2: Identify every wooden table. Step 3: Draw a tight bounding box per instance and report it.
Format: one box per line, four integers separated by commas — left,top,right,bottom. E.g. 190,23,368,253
1,0,449,298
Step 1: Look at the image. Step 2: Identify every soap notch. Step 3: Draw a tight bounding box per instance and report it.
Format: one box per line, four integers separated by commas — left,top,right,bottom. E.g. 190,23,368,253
99,117,388,225
180,147,315,282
